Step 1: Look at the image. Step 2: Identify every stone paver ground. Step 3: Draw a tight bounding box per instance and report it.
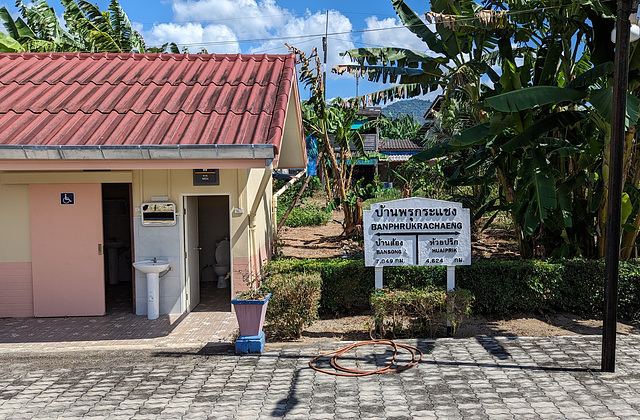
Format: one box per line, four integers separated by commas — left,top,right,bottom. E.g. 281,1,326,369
2,334,640,419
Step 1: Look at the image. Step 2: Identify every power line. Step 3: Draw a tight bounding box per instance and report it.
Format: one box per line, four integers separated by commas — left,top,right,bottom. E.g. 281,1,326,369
168,4,569,49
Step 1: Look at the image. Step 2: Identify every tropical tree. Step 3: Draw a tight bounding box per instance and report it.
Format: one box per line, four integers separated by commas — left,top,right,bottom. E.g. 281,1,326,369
334,0,640,259
61,0,145,52
370,113,423,140
0,1,81,52
288,44,368,236
0,0,145,53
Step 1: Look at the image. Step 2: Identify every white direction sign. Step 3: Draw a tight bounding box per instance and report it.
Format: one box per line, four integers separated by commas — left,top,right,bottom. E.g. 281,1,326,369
364,197,471,267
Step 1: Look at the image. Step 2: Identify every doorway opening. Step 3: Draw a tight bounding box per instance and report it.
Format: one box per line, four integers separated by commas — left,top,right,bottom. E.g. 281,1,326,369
102,183,134,314
184,195,231,312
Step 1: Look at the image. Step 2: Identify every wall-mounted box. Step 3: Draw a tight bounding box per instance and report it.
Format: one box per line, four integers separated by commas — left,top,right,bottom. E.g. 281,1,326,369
141,202,176,226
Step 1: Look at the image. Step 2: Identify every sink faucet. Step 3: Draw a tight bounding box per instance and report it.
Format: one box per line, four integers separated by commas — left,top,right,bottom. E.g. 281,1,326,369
153,257,157,263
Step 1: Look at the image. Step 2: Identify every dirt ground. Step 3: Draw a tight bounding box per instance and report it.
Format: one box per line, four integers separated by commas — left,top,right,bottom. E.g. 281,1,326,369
275,209,640,342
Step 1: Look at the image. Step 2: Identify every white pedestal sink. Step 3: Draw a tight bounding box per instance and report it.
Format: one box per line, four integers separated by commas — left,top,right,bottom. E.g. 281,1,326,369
133,259,170,320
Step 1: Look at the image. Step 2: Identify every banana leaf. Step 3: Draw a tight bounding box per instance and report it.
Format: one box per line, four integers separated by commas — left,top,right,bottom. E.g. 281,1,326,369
0,32,23,52
589,87,640,128
487,86,588,112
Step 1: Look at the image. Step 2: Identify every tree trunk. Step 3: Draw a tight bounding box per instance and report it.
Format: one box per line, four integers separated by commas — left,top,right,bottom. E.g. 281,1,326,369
496,166,532,258
343,197,363,237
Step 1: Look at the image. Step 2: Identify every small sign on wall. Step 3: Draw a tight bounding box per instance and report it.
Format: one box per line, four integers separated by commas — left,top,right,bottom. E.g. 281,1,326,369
193,169,219,186
60,192,75,205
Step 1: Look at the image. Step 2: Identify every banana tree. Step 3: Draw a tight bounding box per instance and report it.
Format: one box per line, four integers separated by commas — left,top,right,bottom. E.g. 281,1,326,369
61,0,145,53
0,1,81,52
334,0,638,258
1,0,145,53
288,44,368,236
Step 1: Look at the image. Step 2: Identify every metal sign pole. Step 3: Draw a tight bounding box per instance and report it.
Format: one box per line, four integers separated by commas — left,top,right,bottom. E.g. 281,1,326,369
375,266,384,290
446,265,455,336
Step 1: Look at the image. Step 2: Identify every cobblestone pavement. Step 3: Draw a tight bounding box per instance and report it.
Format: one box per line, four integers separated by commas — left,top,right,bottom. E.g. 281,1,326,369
1,335,640,419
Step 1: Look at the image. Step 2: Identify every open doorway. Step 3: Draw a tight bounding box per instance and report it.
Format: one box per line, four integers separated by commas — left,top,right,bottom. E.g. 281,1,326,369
102,183,134,314
184,195,231,312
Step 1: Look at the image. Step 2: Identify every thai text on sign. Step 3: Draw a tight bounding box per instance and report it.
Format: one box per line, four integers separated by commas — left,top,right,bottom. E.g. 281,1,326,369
363,197,471,267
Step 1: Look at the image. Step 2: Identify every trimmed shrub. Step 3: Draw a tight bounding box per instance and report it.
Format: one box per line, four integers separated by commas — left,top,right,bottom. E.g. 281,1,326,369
262,271,322,338
370,287,473,338
266,258,373,316
266,258,640,320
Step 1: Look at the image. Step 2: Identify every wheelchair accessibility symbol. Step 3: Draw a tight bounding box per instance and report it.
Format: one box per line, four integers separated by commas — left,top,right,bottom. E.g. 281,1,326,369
60,193,75,205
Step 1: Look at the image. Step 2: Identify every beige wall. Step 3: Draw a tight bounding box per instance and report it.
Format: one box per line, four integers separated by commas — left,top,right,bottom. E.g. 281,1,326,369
0,184,31,262
132,169,250,263
0,171,132,264
246,167,274,274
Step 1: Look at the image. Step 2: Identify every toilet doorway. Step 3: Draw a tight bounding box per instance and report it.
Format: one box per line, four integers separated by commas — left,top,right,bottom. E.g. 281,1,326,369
183,195,231,313
102,183,134,314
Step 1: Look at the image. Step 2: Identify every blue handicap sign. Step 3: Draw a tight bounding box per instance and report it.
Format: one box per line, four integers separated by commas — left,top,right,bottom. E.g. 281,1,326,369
60,193,75,205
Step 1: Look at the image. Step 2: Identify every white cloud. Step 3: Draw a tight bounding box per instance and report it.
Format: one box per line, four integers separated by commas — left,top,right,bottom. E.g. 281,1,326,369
361,16,432,53
171,0,290,39
143,22,240,53
247,10,355,71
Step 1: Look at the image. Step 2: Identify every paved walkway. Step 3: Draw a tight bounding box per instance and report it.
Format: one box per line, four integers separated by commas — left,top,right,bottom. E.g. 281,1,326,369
0,310,238,353
1,325,640,419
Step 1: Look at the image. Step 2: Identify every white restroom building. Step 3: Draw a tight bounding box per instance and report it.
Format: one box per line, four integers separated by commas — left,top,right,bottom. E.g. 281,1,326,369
0,52,306,318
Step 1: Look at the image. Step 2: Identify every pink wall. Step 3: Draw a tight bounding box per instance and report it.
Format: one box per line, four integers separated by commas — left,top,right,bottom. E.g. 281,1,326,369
0,262,34,317
29,184,105,317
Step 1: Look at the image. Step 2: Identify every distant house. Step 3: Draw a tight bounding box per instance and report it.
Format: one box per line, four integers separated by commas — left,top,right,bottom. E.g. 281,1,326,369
377,138,427,180
0,52,306,318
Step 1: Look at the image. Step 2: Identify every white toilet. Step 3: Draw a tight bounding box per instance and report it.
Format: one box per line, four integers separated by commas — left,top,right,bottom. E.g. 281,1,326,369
213,238,230,288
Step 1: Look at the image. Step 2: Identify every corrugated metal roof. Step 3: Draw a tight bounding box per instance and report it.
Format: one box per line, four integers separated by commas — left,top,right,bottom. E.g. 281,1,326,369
0,52,297,154
380,138,424,151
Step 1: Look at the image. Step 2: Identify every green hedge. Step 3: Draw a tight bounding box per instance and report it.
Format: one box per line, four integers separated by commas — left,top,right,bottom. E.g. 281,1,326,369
266,258,640,319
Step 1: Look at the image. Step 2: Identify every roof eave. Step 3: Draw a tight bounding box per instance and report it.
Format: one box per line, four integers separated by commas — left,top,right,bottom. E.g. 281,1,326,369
0,144,275,160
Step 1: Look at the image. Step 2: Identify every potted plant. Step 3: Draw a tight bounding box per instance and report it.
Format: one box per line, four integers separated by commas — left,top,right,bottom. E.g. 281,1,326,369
231,273,271,353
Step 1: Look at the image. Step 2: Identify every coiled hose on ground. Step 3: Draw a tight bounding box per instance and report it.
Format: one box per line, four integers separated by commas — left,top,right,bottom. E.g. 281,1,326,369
309,339,423,376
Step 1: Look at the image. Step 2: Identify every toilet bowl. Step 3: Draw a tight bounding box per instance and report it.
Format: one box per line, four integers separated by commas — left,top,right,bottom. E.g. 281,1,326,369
214,239,230,288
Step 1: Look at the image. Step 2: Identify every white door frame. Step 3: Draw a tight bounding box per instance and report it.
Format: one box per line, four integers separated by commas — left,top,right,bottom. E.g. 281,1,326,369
180,193,232,313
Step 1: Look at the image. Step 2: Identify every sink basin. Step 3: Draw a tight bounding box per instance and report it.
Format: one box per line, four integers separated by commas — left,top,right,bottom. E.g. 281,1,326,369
133,260,170,274
133,260,171,320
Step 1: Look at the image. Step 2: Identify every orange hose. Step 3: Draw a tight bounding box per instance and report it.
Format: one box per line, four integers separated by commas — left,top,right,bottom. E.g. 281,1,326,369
309,339,423,376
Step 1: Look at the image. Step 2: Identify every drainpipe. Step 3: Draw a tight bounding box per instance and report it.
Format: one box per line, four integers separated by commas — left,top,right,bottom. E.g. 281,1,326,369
248,159,273,280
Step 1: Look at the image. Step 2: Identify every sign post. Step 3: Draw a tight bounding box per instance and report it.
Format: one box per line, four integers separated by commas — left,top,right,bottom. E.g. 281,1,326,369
363,197,472,335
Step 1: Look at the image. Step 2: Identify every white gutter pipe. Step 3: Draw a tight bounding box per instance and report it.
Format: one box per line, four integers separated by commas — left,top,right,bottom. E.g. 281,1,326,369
248,159,274,280
272,170,306,233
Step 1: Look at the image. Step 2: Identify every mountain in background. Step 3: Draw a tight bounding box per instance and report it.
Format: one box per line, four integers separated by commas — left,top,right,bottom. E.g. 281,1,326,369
381,99,432,124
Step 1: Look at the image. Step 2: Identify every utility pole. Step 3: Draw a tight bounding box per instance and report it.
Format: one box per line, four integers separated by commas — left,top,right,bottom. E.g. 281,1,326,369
322,10,328,101
602,0,632,373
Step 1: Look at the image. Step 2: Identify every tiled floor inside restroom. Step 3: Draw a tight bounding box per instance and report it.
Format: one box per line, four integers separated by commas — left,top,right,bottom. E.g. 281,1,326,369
0,281,237,353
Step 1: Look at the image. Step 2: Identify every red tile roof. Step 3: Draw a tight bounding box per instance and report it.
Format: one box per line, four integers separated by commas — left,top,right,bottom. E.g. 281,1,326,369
0,52,297,155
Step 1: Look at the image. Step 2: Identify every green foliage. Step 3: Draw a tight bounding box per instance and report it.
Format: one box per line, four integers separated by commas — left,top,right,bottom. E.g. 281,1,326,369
274,175,321,207
373,113,423,140
392,159,453,200
1,0,146,52
267,258,640,321
362,188,403,210
370,287,473,337
278,203,330,228
262,271,322,339
266,259,374,316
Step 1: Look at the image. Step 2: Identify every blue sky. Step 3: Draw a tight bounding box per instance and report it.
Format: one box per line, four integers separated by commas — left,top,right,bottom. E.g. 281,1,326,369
1,0,437,102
